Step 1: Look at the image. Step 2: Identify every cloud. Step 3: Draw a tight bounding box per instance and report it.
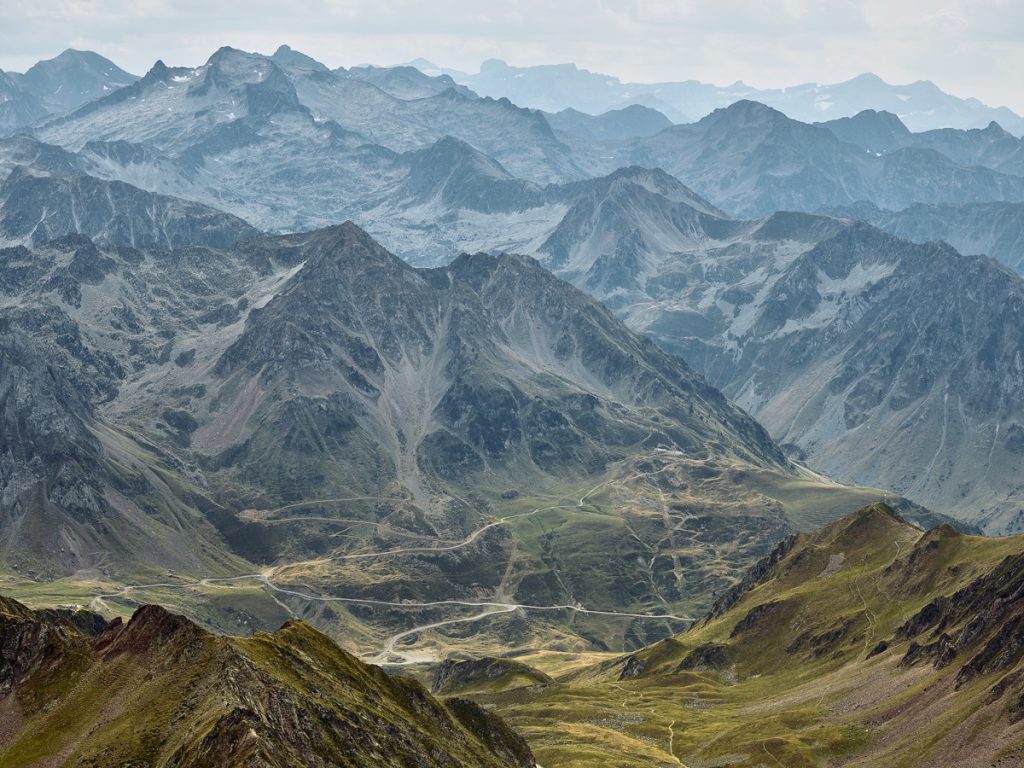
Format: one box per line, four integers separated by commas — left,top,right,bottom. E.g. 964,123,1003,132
0,0,1021,112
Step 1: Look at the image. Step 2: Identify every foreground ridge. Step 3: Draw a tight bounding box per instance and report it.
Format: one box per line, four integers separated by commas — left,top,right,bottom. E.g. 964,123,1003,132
0,595,535,768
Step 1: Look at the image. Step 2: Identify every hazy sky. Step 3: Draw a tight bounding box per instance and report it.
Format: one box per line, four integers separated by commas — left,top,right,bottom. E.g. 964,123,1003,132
2,0,1023,112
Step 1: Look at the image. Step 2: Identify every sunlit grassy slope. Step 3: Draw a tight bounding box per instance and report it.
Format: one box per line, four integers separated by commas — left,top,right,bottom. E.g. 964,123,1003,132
459,504,1024,767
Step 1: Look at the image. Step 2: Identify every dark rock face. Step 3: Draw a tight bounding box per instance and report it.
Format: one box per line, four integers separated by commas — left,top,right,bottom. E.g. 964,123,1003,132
677,643,732,671
787,614,862,658
444,698,536,768
0,308,109,538
0,231,292,578
895,552,1024,684
618,653,649,680
0,596,90,694
729,599,790,638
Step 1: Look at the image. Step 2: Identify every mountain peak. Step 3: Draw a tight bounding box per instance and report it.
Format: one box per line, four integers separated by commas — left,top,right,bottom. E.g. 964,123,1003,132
398,136,543,213
723,99,784,119
138,59,171,85
204,45,256,70
412,135,513,177
982,120,1010,136
281,221,413,275
852,108,908,127
271,43,329,73
700,99,792,131
480,58,511,72
406,57,439,70
846,72,888,86
16,48,139,114
97,603,205,656
192,47,301,116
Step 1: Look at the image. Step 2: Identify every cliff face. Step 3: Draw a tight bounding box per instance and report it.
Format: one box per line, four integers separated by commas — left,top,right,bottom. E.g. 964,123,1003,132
0,595,535,768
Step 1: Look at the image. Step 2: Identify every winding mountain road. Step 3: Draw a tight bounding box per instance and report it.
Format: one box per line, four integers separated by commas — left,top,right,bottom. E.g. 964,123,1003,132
89,475,695,664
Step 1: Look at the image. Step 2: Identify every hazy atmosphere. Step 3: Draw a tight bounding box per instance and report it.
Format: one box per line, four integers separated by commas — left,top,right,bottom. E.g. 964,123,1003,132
2,0,1023,111
4,2,1024,766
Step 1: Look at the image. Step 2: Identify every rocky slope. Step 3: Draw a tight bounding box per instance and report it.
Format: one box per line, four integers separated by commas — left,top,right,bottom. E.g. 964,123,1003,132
547,195,1024,533
821,109,1024,176
0,220,923,659
622,100,1024,218
0,248,252,581
828,199,1024,276
651,224,1024,534
0,163,258,249
355,159,1024,533
0,595,535,767
432,657,554,695
461,504,1024,767
9,49,139,115
0,73,48,137
169,221,787,545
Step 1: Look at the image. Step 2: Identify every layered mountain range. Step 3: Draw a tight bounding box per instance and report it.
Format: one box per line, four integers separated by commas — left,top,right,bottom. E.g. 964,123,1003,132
1,47,1021,538
2,39,1024,766
326,152,1024,534
425,59,1024,134
2,64,1021,539
0,45,1019,235
3,213,933,665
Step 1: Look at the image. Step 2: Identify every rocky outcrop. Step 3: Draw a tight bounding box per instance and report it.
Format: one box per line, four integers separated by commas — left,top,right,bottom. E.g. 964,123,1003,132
705,535,798,622
895,552,1024,685
432,657,553,694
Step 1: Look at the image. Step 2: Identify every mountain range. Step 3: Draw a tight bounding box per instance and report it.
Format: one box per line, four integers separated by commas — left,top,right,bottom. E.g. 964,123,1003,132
9,211,949,666
4,37,1024,765
327,152,1024,534
419,59,1024,135
2,57,1021,537
0,46,1021,234
1,43,1022,538
47,85,1024,236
